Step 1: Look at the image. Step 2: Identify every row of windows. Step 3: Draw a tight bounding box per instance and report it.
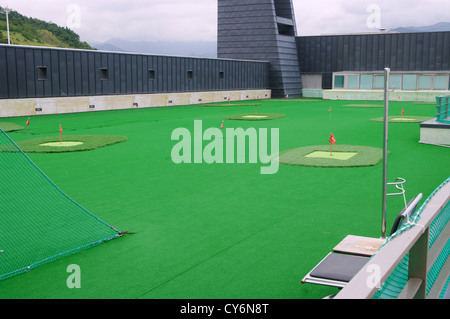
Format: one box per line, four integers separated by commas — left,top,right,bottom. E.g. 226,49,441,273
333,73,450,91
35,66,226,82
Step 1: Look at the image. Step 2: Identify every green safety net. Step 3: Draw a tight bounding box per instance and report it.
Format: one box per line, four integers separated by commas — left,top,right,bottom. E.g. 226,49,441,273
436,95,450,124
0,129,121,281
373,177,450,299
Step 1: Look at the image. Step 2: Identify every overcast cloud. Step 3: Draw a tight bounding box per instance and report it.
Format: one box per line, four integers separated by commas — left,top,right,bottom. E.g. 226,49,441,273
1,0,450,43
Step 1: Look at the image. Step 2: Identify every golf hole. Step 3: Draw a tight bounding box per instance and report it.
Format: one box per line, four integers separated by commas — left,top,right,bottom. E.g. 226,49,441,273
305,151,357,161
40,141,84,147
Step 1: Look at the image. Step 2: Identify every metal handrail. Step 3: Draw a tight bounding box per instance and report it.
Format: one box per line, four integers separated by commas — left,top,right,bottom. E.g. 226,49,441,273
387,177,407,209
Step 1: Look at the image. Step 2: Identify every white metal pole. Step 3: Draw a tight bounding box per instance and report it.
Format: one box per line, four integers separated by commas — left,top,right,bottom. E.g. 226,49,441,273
382,68,390,238
6,11,10,45
2,7,11,45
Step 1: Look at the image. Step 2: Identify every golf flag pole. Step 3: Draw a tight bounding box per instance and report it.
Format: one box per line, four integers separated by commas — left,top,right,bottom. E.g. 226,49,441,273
59,124,63,144
26,117,30,134
381,68,390,239
329,133,336,156
221,120,224,130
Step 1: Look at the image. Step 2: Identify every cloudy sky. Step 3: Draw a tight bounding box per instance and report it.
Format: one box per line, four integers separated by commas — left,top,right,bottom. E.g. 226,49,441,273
1,0,449,43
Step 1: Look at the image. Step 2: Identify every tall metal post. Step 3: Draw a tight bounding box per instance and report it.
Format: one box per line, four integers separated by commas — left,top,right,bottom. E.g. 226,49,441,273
381,68,390,238
2,6,12,45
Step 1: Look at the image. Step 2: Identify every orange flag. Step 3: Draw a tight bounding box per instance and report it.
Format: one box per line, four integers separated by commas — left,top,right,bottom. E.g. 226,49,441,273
26,118,30,125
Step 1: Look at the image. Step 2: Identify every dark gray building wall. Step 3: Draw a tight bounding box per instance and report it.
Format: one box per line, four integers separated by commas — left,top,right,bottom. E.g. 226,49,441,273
217,0,302,98
0,44,269,99
296,31,450,89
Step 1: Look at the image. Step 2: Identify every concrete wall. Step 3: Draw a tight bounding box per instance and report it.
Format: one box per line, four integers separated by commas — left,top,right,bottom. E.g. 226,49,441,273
0,89,271,118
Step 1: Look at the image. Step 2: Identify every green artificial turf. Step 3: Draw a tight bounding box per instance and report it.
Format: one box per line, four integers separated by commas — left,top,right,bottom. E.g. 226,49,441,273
371,116,433,123
0,122,25,132
0,98,448,300
197,102,262,107
16,135,128,153
343,103,383,108
278,145,384,167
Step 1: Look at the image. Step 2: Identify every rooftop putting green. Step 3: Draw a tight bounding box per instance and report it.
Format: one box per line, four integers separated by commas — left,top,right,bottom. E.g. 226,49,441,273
278,145,384,167
0,98,447,299
305,151,358,160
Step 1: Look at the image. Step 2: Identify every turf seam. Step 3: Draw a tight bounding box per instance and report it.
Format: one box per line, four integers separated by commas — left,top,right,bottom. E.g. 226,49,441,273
135,226,270,298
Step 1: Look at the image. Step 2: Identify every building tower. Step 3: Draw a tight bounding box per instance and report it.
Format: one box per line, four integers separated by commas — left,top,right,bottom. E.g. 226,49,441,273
217,0,302,98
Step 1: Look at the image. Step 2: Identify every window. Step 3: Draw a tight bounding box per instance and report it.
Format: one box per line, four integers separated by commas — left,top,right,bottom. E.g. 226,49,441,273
434,75,448,90
148,69,155,80
99,68,109,81
347,75,359,89
402,74,417,90
389,75,402,90
36,66,48,81
360,75,373,90
334,75,344,88
374,75,385,89
187,70,193,80
219,71,224,80
418,75,431,90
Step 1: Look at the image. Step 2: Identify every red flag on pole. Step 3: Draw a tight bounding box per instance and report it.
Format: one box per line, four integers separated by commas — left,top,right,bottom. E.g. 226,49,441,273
221,120,224,130
402,108,405,115
329,133,336,156
26,118,30,126
59,124,63,144
286,94,289,99
329,133,336,145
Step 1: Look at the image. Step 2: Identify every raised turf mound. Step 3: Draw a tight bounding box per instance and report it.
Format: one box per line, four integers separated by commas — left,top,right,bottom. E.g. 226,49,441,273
223,113,286,121
16,135,127,153
278,145,384,168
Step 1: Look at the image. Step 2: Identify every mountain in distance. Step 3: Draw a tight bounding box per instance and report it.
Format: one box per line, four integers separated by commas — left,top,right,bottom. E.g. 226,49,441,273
0,6,94,49
89,38,217,58
391,22,450,33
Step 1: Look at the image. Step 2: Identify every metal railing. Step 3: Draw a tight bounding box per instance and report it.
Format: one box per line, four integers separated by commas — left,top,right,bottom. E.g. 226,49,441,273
334,180,450,299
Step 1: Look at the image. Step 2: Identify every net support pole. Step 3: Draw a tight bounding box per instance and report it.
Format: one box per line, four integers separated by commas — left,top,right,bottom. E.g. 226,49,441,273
381,68,390,239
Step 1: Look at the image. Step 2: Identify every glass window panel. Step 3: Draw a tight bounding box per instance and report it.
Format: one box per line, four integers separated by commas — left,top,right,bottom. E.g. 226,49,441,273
360,74,373,89
402,74,417,90
347,75,359,89
389,75,402,90
374,75,384,89
334,75,344,88
418,76,431,90
434,75,449,90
